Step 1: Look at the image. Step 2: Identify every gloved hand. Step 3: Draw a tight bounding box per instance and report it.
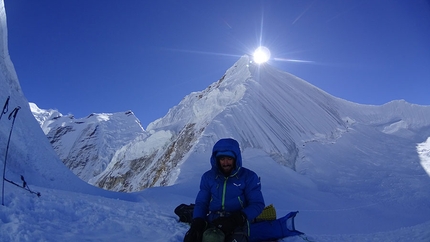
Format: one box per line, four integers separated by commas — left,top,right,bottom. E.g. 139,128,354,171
184,217,207,242
212,212,246,235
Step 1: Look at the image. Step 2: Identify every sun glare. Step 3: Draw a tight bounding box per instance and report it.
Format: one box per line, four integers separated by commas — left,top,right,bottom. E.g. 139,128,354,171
253,46,271,64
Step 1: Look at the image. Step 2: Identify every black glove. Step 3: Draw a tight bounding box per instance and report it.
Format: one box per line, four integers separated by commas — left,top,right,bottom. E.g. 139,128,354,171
184,217,207,242
212,212,246,235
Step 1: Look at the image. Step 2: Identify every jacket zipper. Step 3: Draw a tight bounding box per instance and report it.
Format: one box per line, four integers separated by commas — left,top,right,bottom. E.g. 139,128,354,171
221,177,228,211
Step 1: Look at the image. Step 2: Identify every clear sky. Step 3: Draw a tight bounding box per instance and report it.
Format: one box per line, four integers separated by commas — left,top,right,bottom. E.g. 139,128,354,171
4,0,430,127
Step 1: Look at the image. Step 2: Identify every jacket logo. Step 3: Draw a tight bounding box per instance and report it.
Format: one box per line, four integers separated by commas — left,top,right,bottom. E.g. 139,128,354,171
233,183,241,187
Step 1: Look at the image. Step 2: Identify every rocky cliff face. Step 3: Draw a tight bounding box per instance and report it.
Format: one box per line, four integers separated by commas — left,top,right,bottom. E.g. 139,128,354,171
93,122,204,191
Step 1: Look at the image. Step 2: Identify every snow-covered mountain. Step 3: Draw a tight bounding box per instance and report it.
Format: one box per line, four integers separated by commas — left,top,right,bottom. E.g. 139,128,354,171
30,103,147,183
2,0,430,240
33,54,430,196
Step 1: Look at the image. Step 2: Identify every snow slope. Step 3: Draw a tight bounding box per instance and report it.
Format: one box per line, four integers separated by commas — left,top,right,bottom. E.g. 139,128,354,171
1,1,430,241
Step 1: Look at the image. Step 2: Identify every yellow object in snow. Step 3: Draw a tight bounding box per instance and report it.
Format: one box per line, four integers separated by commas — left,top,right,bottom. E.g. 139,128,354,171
255,204,277,222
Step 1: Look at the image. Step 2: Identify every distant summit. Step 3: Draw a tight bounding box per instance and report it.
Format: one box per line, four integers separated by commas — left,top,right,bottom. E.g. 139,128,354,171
31,56,430,193
30,103,147,183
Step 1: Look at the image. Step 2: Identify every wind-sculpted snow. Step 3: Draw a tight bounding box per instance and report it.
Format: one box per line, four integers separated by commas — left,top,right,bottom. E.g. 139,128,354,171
176,57,352,170
2,0,430,239
146,57,250,132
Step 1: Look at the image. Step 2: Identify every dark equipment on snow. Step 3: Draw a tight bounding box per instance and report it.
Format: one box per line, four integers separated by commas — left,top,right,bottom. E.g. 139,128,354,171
2,105,21,205
4,175,41,197
174,203,195,223
175,203,305,242
1,97,41,206
0,96,9,120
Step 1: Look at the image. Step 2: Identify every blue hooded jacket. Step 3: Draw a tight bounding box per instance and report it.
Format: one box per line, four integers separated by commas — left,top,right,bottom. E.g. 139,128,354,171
193,138,265,222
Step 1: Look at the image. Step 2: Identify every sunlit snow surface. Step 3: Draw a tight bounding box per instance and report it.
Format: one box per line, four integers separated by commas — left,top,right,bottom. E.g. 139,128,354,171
1,0,430,241
417,137,430,176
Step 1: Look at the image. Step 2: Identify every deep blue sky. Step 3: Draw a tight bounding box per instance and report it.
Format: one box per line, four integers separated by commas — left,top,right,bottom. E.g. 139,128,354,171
4,0,430,127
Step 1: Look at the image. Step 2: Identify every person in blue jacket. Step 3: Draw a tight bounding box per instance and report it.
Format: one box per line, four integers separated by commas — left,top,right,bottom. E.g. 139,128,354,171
184,138,265,242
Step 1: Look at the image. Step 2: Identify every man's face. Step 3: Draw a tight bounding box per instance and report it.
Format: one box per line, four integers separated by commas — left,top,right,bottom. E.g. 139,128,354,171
219,156,235,174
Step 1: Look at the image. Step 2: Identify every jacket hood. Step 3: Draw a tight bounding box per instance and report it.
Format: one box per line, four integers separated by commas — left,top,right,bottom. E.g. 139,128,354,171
210,138,242,176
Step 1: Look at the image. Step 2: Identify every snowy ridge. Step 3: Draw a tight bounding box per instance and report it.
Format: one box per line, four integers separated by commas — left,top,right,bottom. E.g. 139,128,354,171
29,103,62,133
30,103,147,183
1,0,430,240
147,55,251,132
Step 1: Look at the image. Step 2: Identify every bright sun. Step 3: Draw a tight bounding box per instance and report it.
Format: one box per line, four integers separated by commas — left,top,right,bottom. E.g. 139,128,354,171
253,46,271,64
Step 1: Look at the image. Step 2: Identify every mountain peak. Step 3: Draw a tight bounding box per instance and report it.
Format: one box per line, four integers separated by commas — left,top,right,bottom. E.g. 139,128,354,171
146,56,255,132
28,55,430,193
